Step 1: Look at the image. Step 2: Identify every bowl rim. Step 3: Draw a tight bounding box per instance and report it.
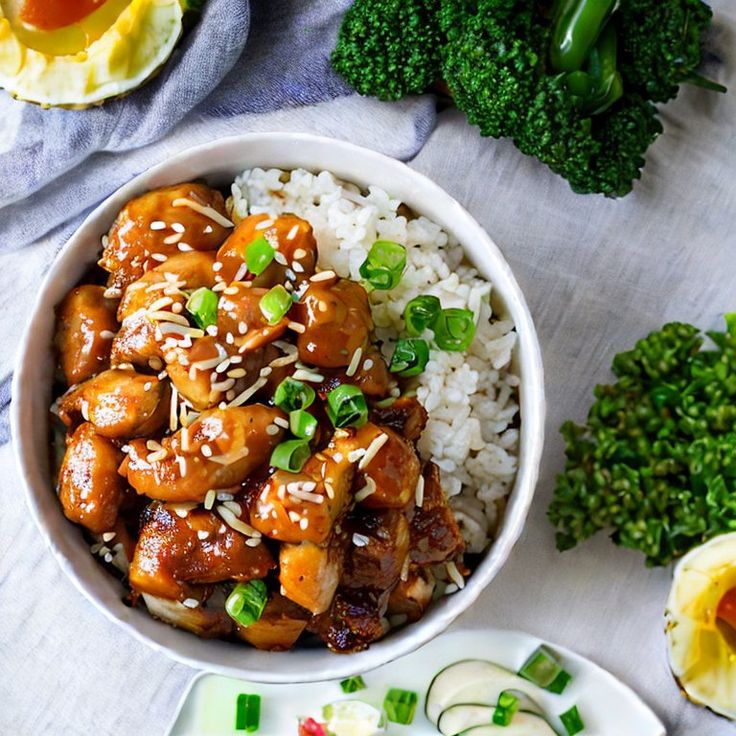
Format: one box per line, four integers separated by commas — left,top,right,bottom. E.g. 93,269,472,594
11,131,545,683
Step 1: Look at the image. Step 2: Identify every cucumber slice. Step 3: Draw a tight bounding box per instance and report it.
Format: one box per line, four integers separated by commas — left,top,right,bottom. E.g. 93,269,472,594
458,713,558,735
438,693,544,736
425,660,542,724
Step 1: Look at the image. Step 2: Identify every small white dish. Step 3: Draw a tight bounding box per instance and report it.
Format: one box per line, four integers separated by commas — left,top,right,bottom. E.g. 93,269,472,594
11,133,545,683
167,628,666,735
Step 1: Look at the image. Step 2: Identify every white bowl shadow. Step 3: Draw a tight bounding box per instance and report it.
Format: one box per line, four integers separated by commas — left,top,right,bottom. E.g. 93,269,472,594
11,132,545,683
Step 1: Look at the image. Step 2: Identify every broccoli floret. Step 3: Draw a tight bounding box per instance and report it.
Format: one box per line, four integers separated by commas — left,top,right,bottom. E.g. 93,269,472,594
331,0,444,101
618,0,715,102
549,317,736,567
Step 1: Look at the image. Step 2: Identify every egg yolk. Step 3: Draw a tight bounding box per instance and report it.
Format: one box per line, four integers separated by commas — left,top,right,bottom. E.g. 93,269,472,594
20,0,107,31
716,587,736,630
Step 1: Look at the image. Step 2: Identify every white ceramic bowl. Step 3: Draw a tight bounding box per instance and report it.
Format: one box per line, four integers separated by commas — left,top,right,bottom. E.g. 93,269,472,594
11,133,545,683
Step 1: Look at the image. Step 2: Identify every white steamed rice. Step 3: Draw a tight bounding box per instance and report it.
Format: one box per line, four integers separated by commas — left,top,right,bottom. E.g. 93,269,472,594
227,168,519,554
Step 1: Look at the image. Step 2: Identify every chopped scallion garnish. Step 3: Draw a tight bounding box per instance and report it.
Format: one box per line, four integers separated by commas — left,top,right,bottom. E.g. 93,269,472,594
389,338,429,377
433,308,476,351
326,384,368,429
244,235,275,276
235,692,261,732
560,704,585,735
358,240,406,290
270,438,311,473
273,377,315,413
547,669,572,694
289,409,318,440
492,690,520,726
339,675,366,693
226,580,268,628
404,295,441,336
259,284,292,325
186,287,218,331
383,688,417,725
518,645,566,689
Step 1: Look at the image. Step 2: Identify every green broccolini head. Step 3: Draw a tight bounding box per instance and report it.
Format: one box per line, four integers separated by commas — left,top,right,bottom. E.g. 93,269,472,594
331,0,444,101
549,317,736,566
617,0,716,102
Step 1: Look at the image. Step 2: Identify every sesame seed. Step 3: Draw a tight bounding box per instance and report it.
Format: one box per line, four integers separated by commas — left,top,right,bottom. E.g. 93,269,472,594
255,219,274,230
162,233,182,245
201,444,212,457
288,321,305,334
345,347,363,377
103,287,122,299
286,226,300,241
291,368,324,383
104,553,113,563
182,598,200,609
100,330,115,339
299,518,309,530
359,433,389,469
197,530,210,540
274,251,288,266
310,270,336,283
285,268,297,281
363,358,374,371
273,416,289,429
292,262,305,274
266,424,280,436
355,477,377,502
171,222,185,233
352,533,369,547
293,248,307,259
150,220,166,230
171,197,234,228
446,561,465,589
101,532,116,542
213,261,223,272
238,321,248,335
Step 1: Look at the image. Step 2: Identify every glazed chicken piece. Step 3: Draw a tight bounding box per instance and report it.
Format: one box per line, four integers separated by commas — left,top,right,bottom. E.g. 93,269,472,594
166,340,280,412
294,277,373,368
141,593,234,639
129,502,275,600
58,422,125,533
216,213,318,286
58,368,170,439
216,282,289,352
250,441,356,544
310,587,390,653
112,252,217,368
330,423,421,510
387,566,436,623
100,182,231,290
55,285,119,385
410,462,465,566
235,592,311,651
279,538,345,615
317,348,392,398
122,405,286,502
370,396,428,443
342,509,410,591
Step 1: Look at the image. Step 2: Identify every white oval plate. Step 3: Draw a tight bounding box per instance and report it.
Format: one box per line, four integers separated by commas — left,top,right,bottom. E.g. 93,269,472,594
167,628,665,735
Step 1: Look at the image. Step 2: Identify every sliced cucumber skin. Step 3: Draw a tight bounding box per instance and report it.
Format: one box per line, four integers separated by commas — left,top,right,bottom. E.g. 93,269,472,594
438,704,494,736
457,712,558,735
425,660,544,725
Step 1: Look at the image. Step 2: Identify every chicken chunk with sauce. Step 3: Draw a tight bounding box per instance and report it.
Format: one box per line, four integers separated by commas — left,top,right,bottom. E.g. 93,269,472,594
58,368,170,439
55,285,119,385
129,502,274,600
121,405,286,502
100,183,231,290
235,592,310,651
216,213,317,287
58,422,125,533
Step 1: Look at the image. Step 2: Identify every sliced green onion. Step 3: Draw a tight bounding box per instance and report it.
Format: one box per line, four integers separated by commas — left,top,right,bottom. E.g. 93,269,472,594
389,338,429,377
235,693,261,732
383,688,417,725
244,235,275,276
433,308,476,351
518,645,565,689
560,705,585,736
226,580,268,628
492,690,520,726
326,384,368,429
289,409,317,440
259,284,292,325
273,377,315,412
339,675,366,693
270,438,311,473
185,287,218,331
359,240,406,290
547,669,573,694
404,295,441,336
